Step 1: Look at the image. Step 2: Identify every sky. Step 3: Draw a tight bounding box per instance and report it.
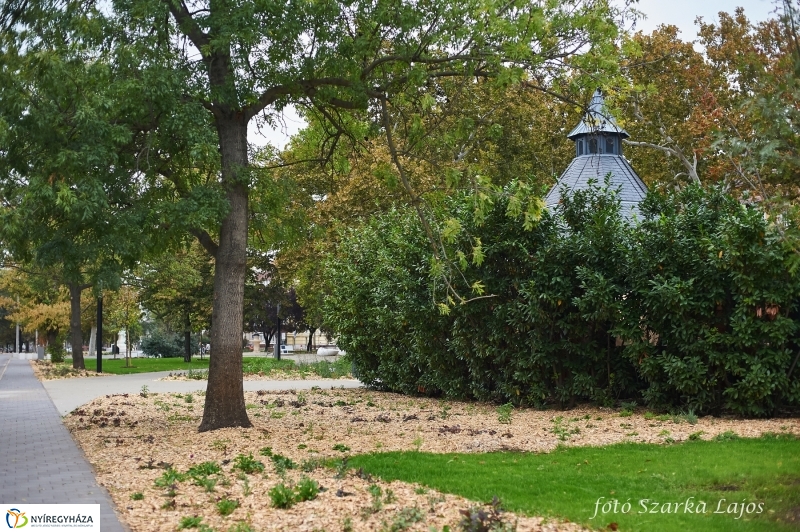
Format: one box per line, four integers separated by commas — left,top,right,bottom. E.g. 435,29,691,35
248,0,784,150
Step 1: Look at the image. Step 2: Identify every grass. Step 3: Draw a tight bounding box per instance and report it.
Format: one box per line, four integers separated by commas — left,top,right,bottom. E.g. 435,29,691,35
348,435,800,532
64,357,211,375
57,354,352,378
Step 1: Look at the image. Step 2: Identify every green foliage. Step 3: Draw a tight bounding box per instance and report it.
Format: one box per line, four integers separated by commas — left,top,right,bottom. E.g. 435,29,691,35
618,185,800,415
140,329,185,359
154,468,187,488
294,477,320,502
178,516,204,529
232,454,265,475
270,454,297,474
130,492,144,501
268,483,295,509
267,477,319,509
216,498,238,516
323,182,800,415
496,404,513,425
48,338,66,364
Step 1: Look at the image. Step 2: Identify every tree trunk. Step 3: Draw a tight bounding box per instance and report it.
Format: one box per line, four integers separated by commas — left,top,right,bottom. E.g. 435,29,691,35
88,325,96,357
68,282,85,369
306,328,317,352
199,114,252,432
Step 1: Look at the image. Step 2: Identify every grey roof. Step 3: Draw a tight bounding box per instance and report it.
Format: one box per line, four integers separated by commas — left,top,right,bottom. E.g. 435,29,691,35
567,89,629,140
544,154,648,221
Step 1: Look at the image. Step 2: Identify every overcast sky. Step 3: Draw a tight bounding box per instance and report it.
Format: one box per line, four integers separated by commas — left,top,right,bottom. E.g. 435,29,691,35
249,0,784,149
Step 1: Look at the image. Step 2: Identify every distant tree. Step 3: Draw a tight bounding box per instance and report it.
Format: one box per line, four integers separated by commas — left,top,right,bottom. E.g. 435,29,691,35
138,244,214,362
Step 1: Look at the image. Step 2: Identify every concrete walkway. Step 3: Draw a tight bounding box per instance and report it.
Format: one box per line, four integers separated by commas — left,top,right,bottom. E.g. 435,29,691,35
0,354,128,531
43,371,362,415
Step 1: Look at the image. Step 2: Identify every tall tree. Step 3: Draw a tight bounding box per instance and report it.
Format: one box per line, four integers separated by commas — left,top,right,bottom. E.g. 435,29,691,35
4,0,629,430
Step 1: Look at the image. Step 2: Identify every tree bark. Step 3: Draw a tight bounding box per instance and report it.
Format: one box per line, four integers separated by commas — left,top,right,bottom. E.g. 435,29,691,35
88,325,96,357
198,113,252,432
306,328,317,352
68,282,85,369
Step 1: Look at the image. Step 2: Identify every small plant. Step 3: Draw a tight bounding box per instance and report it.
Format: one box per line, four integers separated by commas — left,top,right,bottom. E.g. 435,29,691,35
496,403,513,424
269,483,296,509
233,453,265,474
342,516,354,532
458,496,514,532
216,498,239,516
684,409,698,425
140,385,149,398
227,524,254,532
301,458,324,472
714,431,740,442
271,454,297,474
295,476,320,502
619,409,633,417
551,417,580,442
658,430,671,437
414,486,428,495
689,431,705,441
412,436,423,452
178,516,204,529
389,506,425,531
366,400,376,407
130,492,144,501
259,446,273,457
333,443,350,452
440,404,452,419
211,439,229,453
184,394,194,403
296,391,307,405
188,461,221,478
384,488,397,504
335,457,349,479
154,467,187,488
363,484,384,515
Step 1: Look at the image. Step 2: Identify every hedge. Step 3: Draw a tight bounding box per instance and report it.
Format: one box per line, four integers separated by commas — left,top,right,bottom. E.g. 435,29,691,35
322,183,800,416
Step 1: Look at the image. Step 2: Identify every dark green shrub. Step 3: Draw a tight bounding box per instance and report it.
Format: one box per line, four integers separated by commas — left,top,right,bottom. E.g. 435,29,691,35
322,208,455,396
140,330,183,358
322,182,800,416
49,335,66,363
618,185,800,416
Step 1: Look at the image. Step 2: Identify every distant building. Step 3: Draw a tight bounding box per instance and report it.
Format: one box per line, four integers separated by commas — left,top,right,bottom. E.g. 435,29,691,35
545,89,648,221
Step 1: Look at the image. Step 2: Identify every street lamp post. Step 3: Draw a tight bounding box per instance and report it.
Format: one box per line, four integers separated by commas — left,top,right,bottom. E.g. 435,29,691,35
274,302,281,361
96,294,103,373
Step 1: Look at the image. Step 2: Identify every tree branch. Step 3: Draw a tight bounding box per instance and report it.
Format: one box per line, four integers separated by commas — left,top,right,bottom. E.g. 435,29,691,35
163,0,210,51
190,229,219,258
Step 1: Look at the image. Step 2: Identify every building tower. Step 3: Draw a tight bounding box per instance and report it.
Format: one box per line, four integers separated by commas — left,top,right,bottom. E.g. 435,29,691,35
544,89,648,220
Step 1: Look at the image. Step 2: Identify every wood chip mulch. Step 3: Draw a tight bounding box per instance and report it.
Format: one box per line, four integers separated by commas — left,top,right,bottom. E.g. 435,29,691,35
31,360,113,380
63,388,800,532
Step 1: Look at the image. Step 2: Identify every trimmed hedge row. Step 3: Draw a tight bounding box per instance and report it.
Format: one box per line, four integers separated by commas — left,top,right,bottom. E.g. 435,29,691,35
322,183,800,415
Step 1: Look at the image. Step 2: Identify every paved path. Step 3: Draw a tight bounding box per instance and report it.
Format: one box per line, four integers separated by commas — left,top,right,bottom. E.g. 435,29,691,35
43,372,362,415
0,354,128,531
1,354,363,532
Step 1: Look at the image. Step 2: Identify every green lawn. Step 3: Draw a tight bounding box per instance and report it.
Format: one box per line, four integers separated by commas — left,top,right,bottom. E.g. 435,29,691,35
67,356,211,374
61,355,349,378
348,435,800,532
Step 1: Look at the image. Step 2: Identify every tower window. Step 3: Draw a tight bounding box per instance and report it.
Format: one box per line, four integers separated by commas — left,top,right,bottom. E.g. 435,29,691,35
606,137,616,154
589,137,598,154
